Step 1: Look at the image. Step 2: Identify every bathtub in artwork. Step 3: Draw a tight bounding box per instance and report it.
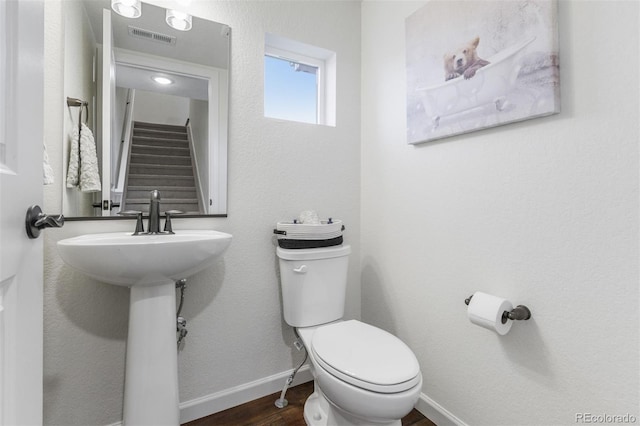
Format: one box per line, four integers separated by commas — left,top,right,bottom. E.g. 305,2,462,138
411,37,559,143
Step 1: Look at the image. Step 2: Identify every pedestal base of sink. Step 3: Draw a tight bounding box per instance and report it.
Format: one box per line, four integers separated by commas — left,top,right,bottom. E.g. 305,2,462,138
56,230,233,425
123,281,179,426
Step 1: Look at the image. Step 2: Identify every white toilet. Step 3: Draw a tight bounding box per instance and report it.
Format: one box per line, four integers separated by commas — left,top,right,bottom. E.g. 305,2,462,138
277,244,422,426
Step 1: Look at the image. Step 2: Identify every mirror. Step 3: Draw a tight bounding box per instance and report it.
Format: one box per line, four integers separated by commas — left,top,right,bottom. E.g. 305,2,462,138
61,0,229,218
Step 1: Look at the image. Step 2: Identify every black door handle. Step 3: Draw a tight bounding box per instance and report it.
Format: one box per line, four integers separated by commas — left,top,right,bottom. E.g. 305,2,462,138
25,205,64,239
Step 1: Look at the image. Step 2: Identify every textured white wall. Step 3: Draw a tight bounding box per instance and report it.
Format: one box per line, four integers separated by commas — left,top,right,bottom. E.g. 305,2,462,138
133,90,189,125
361,1,639,425
43,1,361,424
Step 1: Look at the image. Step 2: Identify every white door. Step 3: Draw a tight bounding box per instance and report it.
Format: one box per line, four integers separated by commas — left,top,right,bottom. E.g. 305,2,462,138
0,0,45,425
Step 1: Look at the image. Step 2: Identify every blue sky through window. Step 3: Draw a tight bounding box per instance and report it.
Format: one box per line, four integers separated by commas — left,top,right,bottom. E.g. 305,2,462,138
264,55,318,124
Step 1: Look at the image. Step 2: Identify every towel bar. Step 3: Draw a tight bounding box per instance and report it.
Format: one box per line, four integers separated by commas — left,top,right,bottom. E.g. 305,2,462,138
66,97,89,173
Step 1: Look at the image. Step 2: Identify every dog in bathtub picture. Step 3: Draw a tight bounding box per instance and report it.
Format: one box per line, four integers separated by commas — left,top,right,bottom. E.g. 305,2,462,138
405,0,560,144
444,36,490,81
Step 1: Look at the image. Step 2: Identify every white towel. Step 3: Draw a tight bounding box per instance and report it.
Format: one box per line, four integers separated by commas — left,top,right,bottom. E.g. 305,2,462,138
298,210,320,225
43,142,54,185
66,123,101,192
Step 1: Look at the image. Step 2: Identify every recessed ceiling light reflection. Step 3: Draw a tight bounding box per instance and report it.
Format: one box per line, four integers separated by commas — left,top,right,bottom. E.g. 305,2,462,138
152,76,174,85
166,9,192,31
111,0,142,18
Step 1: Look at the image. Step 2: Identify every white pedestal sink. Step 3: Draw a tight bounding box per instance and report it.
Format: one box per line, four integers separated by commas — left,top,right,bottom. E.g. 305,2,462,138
57,230,232,425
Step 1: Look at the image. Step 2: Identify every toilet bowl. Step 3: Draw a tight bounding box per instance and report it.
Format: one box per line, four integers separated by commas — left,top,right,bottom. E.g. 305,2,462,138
297,320,422,426
276,244,423,425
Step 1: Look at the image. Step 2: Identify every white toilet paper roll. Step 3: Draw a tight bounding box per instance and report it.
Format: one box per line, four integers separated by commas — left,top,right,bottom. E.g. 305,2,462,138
467,291,513,335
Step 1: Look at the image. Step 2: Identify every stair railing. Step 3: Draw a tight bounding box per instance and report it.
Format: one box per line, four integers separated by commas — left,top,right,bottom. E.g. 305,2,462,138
186,121,206,213
114,89,136,194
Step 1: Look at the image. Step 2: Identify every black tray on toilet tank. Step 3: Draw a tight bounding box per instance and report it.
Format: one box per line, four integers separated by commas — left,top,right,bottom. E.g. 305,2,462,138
274,219,345,249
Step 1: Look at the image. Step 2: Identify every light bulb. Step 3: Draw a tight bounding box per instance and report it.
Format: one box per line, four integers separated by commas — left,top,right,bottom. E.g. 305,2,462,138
111,0,141,18
152,76,173,85
166,9,192,31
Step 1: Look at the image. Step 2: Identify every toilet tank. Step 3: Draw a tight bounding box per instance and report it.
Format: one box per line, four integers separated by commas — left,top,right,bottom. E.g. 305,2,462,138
277,245,351,327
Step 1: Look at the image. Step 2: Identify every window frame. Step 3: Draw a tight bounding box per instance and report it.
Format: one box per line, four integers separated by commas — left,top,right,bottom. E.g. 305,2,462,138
264,33,336,127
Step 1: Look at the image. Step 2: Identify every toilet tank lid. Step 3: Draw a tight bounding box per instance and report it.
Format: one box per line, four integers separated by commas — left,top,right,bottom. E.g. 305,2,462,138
276,244,351,260
311,320,421,391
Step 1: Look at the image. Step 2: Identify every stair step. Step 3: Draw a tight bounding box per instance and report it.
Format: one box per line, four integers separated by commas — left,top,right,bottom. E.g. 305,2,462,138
130,153,192,166
132,136,188,148
126,174,195,187
134,121,187,132
133,128,187,140
125,202,200,214
128,185,196,191
126,197,197,204
130,144,190,156
127,188,197,200
129,164,193,176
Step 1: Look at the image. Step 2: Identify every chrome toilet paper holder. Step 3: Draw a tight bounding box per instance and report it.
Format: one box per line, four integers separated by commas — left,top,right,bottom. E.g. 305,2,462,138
465,295,532,324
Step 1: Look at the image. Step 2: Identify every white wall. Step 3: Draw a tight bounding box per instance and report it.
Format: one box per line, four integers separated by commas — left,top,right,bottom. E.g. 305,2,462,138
112,86,128,184
43,0,64,214
51,0,98,218
133,90,190,125
43,1,361,425
361,1,639,425
189,99,209,209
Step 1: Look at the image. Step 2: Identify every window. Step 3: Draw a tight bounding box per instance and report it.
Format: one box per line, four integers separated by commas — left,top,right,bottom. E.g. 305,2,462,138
264,55,318,124
264,33,336,126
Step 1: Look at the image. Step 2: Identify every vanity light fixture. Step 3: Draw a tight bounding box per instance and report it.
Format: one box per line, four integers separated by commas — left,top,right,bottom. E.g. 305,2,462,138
152,76,173,85
166,9,192,31
111,0,142,18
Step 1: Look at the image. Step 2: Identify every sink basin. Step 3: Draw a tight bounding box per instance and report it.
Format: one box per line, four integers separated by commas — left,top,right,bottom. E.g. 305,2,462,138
57,230,232,286
56,229,232,425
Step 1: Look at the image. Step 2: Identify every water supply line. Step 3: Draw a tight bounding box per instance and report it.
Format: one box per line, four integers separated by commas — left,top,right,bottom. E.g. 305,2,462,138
176,279,188,350
275,328,308,408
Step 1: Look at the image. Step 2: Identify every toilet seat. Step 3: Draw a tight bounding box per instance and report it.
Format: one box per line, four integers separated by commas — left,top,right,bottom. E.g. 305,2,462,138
311,320,421,393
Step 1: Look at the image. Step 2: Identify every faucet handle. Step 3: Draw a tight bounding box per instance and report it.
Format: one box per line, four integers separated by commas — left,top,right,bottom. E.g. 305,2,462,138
119,210,145,235
163,210,184,234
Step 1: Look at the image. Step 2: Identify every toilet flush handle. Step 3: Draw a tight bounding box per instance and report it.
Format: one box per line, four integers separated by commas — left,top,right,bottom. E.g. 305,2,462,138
293,265,308,274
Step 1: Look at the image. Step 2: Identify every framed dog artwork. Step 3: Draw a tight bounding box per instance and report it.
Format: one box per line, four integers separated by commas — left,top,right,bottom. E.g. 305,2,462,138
405,0,560,144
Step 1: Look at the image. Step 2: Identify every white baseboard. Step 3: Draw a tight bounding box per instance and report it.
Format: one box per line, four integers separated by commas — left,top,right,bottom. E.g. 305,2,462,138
104,366,313,426
179,365,313,424
108,371,467,426
415,392,468,426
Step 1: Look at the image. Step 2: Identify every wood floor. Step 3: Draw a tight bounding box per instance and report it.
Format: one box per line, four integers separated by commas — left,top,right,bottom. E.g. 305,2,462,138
184,381,436,426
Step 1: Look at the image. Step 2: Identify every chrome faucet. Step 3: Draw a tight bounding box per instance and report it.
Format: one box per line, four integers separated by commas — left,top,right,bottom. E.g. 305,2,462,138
148,190,162,234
